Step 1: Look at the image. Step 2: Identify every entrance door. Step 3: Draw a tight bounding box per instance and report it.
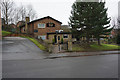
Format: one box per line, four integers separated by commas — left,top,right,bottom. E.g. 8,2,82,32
54,35,57,43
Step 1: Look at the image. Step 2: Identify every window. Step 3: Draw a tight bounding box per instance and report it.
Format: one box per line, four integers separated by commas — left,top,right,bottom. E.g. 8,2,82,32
63,34,68,38
47,23,55,27
34,30,38,33
38,35,46,40
38,23,45,28
23,27,25,32
58,36,60,40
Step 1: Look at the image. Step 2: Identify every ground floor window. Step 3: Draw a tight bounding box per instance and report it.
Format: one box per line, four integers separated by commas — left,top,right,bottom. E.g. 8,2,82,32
23,27,25,32
58,36,60,40
38,35,46,40
63,34,68,38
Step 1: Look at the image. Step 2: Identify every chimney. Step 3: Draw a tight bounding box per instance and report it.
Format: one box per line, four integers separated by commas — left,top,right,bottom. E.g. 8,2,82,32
26,17,30,23
25,17,30,34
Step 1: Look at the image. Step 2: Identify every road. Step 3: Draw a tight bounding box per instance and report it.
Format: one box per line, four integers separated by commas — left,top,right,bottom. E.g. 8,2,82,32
2,37,119,78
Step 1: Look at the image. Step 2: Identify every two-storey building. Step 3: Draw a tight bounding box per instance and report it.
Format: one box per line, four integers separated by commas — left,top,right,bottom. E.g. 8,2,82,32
20,16,72,43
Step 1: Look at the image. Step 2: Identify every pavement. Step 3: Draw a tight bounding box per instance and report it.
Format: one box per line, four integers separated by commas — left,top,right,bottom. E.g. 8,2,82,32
47,50,120,59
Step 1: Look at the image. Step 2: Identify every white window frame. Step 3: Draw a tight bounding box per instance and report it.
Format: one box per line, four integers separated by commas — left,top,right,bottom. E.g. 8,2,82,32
38,23,45,28
63,34,68,39
38,35,46,40
23,27,25,32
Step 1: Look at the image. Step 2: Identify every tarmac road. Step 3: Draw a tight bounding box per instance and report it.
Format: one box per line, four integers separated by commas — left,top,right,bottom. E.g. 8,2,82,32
3,54,118,78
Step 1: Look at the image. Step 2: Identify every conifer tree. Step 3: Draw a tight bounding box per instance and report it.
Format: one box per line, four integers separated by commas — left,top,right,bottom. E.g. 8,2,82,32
69,1,112,45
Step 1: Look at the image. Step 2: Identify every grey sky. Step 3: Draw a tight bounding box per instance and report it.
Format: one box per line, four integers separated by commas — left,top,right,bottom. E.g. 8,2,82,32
14,0,119,25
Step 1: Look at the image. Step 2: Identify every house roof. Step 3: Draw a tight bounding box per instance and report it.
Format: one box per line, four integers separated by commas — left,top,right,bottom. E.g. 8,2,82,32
20,16,62,28
17,21,25,27
17,21,25,25
28,16,62,24
9,23,16,28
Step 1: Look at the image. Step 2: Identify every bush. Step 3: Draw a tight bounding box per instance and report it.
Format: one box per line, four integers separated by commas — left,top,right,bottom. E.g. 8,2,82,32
2,26,12,32
108,38,113,44
116,35,120,44
2,31,11,36
52,38,55,44
61,38,63,44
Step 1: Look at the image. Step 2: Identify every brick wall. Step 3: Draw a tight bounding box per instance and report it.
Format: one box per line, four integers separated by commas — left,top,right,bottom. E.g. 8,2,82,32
28,18,61,38
48,34,72,43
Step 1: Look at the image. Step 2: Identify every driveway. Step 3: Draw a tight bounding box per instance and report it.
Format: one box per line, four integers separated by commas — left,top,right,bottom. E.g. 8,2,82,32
2,37,49,60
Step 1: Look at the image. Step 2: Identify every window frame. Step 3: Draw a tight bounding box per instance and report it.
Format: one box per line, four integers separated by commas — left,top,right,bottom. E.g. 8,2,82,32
34,29,38,33
63,34,68,39
38,23,46,28
23,27,25,32
47,23,55,27
38,35,46,40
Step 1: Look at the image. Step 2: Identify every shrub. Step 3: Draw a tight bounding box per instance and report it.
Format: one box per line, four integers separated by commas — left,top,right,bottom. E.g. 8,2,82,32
52,38,55,44
2,31,11,36
61,38,63,44
116,35,120,44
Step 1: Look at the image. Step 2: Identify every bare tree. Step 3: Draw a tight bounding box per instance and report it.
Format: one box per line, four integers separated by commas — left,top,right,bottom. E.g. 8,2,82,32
117,17,120,29
111,18,117,29
1,0,15,25
19,5,26,21
13,8,21,24
26,5,37,21
19,4,37,21
1,0,37,25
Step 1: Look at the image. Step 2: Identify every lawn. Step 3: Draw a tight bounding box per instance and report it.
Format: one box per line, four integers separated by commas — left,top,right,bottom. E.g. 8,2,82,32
21,36,46,51
72,43,120,52
2,31,11,36
90,44,120,51
72,45,85,51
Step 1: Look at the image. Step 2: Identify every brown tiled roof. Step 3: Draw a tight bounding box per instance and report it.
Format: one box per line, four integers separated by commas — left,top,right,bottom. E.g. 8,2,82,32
28,16,62,24
20,16,62,28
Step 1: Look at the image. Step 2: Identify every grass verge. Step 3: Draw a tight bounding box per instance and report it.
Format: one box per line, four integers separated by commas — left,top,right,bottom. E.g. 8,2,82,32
21,36,46,51
2,31,11,37
72,43,120,52
90,44,120,51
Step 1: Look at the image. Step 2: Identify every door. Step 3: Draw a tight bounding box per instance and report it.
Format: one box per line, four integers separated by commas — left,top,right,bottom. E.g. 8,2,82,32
54,35,57,43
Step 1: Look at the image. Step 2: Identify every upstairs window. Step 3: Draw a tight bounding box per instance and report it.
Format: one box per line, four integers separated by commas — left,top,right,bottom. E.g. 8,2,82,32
38,23,45,28
47,23,55,27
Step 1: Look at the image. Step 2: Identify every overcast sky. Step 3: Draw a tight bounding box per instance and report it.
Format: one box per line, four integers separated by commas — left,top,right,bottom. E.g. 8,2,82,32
14,0,119,25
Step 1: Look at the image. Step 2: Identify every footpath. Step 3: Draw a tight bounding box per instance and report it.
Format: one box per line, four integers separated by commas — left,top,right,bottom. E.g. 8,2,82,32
46,50,120,59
